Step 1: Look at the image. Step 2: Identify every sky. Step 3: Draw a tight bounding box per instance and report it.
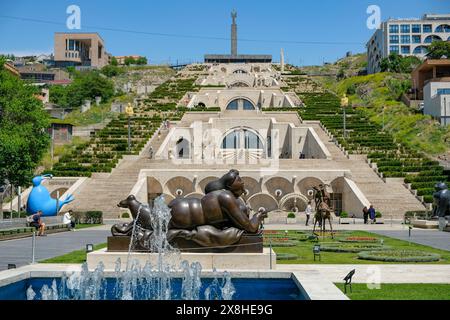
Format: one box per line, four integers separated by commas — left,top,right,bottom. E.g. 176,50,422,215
0,0,449,66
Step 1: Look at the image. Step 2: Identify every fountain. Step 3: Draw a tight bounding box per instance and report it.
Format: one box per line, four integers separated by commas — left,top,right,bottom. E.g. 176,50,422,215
15,171,293,300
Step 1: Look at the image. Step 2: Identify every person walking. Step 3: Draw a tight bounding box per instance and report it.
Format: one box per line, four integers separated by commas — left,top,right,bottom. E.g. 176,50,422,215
305,201,312,226
149,146,154,159
368,205,376,224
363,206,369,224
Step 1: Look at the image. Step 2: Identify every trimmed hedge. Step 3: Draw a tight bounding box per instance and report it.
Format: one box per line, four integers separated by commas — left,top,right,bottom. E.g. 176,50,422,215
276,253,298,261
72,211,103,224
358,250,441,262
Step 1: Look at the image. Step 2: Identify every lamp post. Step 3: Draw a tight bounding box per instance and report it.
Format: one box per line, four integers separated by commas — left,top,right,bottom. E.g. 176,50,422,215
125,103,134,152
340,94,349,139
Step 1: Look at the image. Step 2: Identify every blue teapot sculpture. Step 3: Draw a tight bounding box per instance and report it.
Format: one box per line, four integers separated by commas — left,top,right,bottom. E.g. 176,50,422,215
26,174,74,217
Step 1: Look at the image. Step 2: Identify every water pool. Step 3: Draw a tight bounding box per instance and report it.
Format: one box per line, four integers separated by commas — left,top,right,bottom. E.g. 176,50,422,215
0,277,306,300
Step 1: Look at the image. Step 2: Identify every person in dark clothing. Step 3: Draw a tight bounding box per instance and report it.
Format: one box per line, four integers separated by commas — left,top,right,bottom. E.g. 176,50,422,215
368,205,376,224
31,211,46,236
363,206,369,224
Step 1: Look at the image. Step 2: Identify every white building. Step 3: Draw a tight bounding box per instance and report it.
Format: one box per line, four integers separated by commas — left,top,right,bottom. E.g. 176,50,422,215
367,13,450,74
424,81,450,125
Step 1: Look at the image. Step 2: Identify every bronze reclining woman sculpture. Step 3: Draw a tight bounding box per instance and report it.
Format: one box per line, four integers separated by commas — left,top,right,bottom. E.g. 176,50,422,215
111,169,267,250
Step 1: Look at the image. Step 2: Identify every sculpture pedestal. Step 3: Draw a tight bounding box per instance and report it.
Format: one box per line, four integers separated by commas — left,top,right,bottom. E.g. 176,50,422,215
107,233,263,253
87,247,277,271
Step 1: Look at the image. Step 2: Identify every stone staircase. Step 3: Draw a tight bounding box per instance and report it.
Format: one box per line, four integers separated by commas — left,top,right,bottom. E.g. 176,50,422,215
65,127,170,218
310,123,426,218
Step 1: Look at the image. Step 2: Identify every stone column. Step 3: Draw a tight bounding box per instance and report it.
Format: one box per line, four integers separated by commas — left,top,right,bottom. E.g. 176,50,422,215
231,10,238,57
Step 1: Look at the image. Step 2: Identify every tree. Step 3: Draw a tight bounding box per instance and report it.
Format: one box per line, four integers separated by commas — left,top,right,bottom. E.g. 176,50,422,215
49,70,115,108
0,59,50,188
101,64,124,77
111,56,118,66
380,53,422,73
426,41,450,59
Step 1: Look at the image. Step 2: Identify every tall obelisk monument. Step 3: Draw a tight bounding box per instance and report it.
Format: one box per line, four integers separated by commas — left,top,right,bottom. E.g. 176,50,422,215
231,10,238,57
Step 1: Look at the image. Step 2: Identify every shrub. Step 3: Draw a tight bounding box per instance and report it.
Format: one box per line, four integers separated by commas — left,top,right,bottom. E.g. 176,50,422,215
340,211,349,218
121,212,130,219
358,250,440,262
404,211,431,220
276,253,298,261
287,212,296,219
375,211,382,218
72,211,103,224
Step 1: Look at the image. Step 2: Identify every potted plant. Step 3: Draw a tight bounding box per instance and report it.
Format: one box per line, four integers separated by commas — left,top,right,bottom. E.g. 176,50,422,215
339,211,351,224
286,212,297,224
375,211,385,224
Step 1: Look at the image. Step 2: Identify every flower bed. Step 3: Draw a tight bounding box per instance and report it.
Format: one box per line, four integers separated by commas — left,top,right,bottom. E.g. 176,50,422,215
358,250,441,262
338,236,380,243
320,242,387,253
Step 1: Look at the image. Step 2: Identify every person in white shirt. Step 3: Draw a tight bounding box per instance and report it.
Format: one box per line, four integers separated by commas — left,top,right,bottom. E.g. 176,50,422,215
305,201,313,226
63,210,76,231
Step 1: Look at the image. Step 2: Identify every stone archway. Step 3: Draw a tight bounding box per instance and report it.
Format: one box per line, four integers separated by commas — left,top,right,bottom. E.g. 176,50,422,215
241,177,261,198
247,193,278,213
279,193,309,212
265,177,294,200
165,177,195,198
147,177,164,202
297,177,325,199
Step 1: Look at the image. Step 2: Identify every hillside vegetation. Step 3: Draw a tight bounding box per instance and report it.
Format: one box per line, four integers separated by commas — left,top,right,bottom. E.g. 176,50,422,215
302,55,450,156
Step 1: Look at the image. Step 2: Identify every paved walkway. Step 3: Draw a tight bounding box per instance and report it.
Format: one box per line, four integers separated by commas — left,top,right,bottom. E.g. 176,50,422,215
0,226,110,271
278,264,450,284
371,229,450,252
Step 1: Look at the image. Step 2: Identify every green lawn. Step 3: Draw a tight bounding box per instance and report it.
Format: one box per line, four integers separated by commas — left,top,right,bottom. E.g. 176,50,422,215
335,283,450,300
40,243,107,264
271,231,450,264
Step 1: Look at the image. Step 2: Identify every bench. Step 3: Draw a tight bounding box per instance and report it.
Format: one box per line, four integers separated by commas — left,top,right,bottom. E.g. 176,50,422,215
0,223,69,241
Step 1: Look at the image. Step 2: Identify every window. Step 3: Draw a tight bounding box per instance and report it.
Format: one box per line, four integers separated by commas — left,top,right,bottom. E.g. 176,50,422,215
243,100,255,110
222,131,239,149
221,129,263,150
412,35,421,43
412,24,421,33
68,39,75,50
413,46,428,54
389,35,399,44
244,130,262,149
400,24,410,33
435,25,450,33
390,45,399,54
401,35,410,44
226,100,238,110
424,35,442,43
226,98,255,110
401,46,411,54
423,24,432,33
437,89,450,95
389,24,399,33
